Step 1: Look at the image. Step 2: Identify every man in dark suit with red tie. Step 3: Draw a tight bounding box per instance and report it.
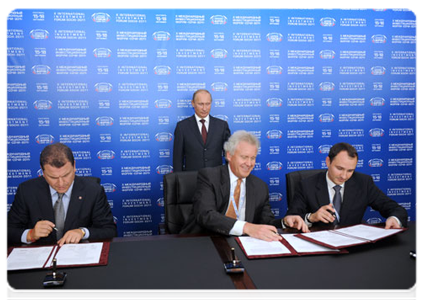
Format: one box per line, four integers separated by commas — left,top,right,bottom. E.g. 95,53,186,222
172,89,231,172
283,142,408,230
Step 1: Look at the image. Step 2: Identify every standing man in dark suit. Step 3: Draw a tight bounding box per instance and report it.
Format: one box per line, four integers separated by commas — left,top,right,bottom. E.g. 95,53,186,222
173,89,231,172
8,143,117,246
283,142,408,230
181,130,308,241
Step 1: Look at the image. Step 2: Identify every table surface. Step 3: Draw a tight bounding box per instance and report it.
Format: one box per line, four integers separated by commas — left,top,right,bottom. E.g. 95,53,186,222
8,223,416,289
229,224,416,289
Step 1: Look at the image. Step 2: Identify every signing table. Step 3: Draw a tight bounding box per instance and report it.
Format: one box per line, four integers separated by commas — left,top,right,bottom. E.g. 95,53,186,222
8,223,416,289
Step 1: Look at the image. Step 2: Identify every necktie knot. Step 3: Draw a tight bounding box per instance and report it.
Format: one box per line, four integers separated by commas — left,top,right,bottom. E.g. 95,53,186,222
333,185,342,193
200,119,205,124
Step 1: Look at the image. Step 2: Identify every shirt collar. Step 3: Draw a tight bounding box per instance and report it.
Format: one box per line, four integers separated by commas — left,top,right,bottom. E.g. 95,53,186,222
49,181,75,198
194,114,210,123
227,163,246,185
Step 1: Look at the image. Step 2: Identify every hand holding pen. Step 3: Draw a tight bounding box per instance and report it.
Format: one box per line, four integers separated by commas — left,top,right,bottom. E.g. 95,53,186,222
27,220,56,243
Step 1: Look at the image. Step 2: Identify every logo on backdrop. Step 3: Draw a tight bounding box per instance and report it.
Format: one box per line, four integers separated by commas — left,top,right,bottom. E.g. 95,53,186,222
93,48,112,58
97,150,116,160
266,161,283,171
211,82,228,91
371,34,387,43
266,32,283,42
319,113,335,122
153,31,171,41
31,65,51,75
33,100,52,110
318,145,332,154
320,17,336,26
35,134,54,144
91,13,111,23
102,183,117,193
155,132,173,142
369,159,383,167
210,15,227,25
266,98,283,107
370,97,385,106
269,193,283,202
369,128,385,137
266,130,283,139
96,117,114,126
95,83,112,92
29,29,49,39
156,165,173,175
154,99,172,108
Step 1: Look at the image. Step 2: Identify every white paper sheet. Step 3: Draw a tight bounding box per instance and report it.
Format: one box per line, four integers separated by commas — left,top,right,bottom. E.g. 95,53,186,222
282,234,340,253
298,224,404,248
299,230,365,248
238,236,291,256
7,246,55,271
334,224,403,241
53,242,103,266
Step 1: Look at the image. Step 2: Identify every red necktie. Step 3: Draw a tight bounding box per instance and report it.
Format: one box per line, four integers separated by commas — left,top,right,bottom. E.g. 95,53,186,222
200,119,207,144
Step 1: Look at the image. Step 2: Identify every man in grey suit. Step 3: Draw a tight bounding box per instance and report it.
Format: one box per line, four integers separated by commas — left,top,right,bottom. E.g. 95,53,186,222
283,142,408,230
173,89,231,172
8,143,117,246
181,130,308,241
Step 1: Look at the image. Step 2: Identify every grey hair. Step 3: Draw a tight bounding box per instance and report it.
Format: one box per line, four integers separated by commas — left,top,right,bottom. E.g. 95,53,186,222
224,130,260,156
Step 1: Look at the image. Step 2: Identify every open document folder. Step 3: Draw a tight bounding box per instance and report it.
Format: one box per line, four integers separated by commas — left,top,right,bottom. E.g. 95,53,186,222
236,234,347,259
7,242,109,271
295,224,406,249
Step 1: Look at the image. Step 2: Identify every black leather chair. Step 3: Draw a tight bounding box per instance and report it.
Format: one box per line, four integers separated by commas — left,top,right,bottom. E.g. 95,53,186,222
285,169,326,208
86,176,101,184
163,171,198,234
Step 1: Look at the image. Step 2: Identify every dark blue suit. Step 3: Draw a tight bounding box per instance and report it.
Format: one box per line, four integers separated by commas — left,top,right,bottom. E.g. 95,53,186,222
173,115,230,172
8,175,117,245
181,165,280,235
286,171,408,227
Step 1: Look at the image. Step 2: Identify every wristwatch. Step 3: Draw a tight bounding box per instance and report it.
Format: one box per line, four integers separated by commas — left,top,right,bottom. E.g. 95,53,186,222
79,228,86,238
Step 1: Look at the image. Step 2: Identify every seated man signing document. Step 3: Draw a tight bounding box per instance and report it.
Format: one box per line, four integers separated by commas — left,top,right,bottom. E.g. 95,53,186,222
8,143,117,246
181,130,308,241
283,142,407,230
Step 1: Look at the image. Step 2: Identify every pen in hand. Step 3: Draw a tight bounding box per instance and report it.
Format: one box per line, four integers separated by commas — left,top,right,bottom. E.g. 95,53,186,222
38,218,58,232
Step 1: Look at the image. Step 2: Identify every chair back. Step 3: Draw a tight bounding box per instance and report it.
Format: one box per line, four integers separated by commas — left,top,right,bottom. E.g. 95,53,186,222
285,170,326,208
163,171,198,234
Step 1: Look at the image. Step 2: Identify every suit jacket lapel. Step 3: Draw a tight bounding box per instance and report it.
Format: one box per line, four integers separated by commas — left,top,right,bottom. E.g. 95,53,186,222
245,176,255,222
37,177,55,222
219,165,230,213
340,176,357,220
205,116,215,147
316,172,330,207
64,176,85,231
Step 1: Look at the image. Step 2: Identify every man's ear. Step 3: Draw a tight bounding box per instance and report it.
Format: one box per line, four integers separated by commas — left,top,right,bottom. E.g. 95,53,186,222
225,152,231,163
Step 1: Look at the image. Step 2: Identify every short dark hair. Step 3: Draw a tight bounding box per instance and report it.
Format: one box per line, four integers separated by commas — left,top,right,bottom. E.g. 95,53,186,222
328,142,358,163
40,143,74,170
192,89,212,103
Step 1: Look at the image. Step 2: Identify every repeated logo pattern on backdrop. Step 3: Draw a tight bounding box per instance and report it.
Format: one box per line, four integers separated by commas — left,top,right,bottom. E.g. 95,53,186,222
7,9,415,236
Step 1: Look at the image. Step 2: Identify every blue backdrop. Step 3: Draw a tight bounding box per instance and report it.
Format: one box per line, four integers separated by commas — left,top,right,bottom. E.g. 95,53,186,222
7,9,415,236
